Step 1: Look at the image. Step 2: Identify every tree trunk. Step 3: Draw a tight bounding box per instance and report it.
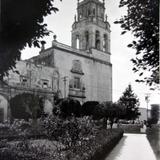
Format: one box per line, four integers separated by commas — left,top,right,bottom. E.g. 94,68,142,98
103,117,108,129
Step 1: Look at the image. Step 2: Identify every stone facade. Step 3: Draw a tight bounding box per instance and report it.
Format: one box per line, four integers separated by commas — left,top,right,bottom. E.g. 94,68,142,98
0,0,112,121
4,61,59,93
0,61,58,122
31,40,112,103
31,0,112,103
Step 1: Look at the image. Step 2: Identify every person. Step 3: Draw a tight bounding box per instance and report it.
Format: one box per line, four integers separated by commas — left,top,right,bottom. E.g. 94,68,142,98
143,121,147,130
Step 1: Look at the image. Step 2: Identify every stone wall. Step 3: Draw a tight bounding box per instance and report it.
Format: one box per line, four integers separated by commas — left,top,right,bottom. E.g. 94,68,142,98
0,61,59,122
51,42,112,103
3,61,59,92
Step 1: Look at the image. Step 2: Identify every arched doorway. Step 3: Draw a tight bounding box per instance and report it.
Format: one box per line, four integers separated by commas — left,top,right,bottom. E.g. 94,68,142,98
0,95,8,122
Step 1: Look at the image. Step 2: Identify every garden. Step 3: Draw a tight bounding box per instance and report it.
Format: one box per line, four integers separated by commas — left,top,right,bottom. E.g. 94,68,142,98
0,117,123,160
0,94,126,160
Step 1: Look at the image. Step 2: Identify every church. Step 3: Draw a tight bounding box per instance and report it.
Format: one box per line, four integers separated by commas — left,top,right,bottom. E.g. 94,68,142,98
0,0,112,122
30,0,112,103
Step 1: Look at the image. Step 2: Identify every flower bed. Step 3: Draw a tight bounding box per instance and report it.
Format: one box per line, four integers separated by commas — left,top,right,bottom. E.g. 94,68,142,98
0,117,124,160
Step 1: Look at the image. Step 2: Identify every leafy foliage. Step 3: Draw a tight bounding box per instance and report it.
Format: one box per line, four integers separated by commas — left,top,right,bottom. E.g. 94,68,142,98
42,116,83,149
0,139,59,160
118,84,140,120
41,115,123,159
149,104,160,124
0,116,123,160
10,93,44,120
0,0,60,79
56,98,82,118
94,101,126,128
82,101,99,116
115,0,159,85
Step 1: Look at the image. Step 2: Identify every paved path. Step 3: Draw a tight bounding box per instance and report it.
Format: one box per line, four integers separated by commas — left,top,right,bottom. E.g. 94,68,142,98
105,133,157,160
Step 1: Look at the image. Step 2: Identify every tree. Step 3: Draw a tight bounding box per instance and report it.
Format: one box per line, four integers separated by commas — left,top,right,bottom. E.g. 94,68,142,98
115,0,159,85
118,84,140,121
104,102,118,129
0,0,60,79
57,98,82,118
82,101,99,116
93,101,125,129
150,104,160,124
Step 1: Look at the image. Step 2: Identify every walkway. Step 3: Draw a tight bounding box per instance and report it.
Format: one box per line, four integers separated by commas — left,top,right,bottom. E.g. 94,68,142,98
105,133,157,160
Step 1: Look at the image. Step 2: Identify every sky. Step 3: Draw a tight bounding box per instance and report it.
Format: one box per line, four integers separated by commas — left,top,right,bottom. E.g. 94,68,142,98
21,0,160,109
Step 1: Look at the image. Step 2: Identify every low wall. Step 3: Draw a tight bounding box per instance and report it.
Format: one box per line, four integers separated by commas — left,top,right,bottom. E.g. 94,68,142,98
90,129,124,160
119,124,142,133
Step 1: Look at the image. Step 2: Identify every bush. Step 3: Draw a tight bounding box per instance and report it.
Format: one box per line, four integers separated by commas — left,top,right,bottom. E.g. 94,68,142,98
0,115,124,160
82,101,99,116
0,119,45,139
0,139,61,160
41,115,89,149
56,98,82,118
149,104,160,124
10,93,44,120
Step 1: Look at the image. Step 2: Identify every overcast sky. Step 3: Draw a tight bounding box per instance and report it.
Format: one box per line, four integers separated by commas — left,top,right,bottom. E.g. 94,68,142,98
21,0,159,108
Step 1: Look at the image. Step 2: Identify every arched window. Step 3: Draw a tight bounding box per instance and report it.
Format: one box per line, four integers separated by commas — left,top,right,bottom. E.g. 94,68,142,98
88,9,91,16
79,14,82,19
103,34,109,52
85,31,89,50
70,60,84,89
93,8,95,16
76,35,80,49
103,34,107,52
95,31,100,50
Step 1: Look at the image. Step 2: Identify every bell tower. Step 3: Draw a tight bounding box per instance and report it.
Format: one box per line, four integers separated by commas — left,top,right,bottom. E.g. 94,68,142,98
71,0,110,54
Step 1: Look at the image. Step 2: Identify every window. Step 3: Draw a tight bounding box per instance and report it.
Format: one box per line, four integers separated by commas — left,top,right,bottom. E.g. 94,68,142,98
95,30,100,50
88,9,91,16
103,34,107,52
93,9,95,16
85,31,89,50
79,10,83,19
20,75,28,86
103,34,109,52
42,79,49,88
79,14,82,19
22,78,27,83
76,35,80,49
43,82,48,88
74,77,81,89
69,79,74,88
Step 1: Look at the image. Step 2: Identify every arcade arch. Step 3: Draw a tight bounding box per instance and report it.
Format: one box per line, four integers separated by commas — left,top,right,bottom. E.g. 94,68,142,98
0,94,8,122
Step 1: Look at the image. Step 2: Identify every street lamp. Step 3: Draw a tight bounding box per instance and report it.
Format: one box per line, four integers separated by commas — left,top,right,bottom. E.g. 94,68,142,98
145,94,150,121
